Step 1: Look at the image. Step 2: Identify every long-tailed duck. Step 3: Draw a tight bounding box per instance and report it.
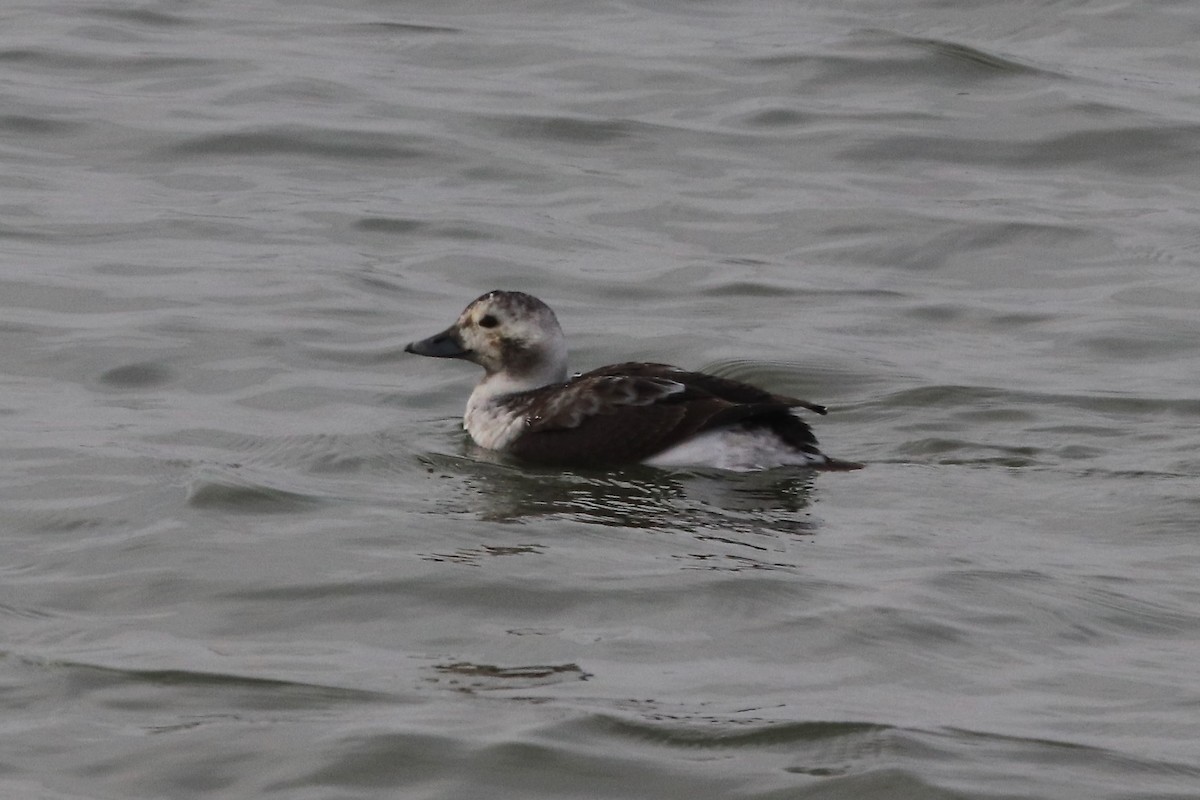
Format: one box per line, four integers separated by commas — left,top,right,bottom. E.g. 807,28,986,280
405,290,862,471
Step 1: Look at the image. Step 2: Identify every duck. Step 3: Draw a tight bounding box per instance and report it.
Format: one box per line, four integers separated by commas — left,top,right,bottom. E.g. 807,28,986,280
404,290,862,471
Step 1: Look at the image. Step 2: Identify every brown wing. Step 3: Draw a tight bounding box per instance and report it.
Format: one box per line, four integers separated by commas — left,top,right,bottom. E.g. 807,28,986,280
507,402,703,465
504,371,817,467
581,363,827,415
522,374,687,431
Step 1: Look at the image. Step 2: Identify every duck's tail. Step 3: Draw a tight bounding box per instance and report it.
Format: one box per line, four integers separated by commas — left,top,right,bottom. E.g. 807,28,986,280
815,456,865,471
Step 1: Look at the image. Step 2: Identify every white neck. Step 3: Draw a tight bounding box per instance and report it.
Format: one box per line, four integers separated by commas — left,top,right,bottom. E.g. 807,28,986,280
462,348,569,450
472,369,556,402
467,336,568,404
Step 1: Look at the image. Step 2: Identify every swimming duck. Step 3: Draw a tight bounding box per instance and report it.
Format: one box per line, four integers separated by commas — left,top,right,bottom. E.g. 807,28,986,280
405,290,862,471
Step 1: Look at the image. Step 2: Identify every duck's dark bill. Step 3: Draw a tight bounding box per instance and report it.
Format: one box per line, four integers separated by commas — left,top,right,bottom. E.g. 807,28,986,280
405,327,469,359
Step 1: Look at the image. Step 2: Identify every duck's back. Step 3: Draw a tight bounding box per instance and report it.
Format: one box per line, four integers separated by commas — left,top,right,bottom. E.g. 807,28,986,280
501,362,854,470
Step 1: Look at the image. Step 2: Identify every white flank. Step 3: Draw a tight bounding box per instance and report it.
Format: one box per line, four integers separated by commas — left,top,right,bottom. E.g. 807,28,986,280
643,426,827,472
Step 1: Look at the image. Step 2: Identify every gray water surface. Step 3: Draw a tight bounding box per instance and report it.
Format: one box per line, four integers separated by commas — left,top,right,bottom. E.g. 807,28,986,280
4,1,1200,798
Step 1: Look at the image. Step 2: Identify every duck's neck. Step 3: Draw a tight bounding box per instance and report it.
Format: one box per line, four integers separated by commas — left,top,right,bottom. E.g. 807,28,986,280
472,343,569,403
471,370,554,402
463,356,569,448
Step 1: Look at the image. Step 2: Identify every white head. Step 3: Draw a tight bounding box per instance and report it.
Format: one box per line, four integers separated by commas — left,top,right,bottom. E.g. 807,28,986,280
405,290,569,395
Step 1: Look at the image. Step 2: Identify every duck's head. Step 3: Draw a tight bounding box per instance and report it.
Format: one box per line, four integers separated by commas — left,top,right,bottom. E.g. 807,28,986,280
405,290,569,391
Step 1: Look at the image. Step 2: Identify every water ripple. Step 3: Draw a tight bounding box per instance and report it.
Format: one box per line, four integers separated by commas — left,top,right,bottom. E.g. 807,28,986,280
164,126,433,161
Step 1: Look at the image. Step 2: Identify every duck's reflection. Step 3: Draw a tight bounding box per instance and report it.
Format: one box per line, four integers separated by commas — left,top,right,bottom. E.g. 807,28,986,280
421,447,818,536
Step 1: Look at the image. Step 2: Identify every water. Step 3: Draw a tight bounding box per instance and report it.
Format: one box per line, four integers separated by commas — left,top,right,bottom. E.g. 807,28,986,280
3,0,1200,797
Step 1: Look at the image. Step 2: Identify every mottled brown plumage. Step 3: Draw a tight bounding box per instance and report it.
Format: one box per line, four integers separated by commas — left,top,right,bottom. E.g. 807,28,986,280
496,366,818,466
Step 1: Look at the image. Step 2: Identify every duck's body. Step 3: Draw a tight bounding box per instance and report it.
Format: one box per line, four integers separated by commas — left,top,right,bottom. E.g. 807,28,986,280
405,291,861,472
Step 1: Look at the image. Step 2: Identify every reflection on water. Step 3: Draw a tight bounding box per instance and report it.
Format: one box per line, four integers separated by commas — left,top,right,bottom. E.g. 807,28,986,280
421,449,818,535
430,661,591,692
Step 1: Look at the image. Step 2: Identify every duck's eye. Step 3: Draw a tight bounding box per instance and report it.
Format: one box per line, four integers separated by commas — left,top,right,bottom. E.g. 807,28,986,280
478,314,499,329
